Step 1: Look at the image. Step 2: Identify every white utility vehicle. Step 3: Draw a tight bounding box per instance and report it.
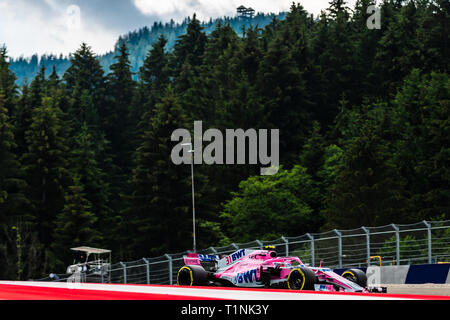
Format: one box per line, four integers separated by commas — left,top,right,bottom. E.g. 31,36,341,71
65,246,111,283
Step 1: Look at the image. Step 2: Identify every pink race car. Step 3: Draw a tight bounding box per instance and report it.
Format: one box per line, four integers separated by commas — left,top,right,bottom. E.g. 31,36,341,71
177,247,386,293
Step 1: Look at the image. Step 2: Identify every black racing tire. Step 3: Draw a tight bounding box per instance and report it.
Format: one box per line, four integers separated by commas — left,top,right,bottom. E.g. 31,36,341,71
342,268,367,288
286,267,316,290
177,265,208,286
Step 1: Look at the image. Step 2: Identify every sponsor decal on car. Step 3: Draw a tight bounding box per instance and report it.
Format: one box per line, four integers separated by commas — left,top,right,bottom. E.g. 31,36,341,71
226,249,246,265
218,249,253,270
233,269,258,284
198,254,219,262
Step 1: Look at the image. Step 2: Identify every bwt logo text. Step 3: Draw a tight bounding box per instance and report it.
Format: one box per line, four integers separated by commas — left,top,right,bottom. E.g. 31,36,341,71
171,121,279,175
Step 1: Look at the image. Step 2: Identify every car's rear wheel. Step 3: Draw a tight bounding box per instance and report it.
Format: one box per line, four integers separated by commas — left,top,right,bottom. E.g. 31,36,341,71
287,267,316,290
177,265,208,286
342,268,367,288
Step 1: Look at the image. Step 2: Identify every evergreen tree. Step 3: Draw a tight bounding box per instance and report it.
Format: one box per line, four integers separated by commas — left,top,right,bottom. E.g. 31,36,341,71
68,88,100,131
235,26,263,86
392,70,450,220
183,22,241,126
12,82,33,156
257,16,313,166
374,1,422,96
140,35,170,95
105,43,136,221
63,43,106,126
0,92,29,222
299,122,326,179
310,11,335,125
134,34,171,131
171,14,208,96
326,0,357,104
0,46,17,115
351,0,383,100
21,97,70,249
106,42,136,152
70,123,111,237
53,176,102,267
48,65,60,90
171,14,208,75
203,22,239,68
324,105,409,229
413,0,449,74
29,65,47,109
125,86,194,257
0,89,32,280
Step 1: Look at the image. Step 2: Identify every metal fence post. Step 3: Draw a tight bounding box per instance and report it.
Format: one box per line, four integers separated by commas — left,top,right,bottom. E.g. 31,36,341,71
281,236,289,257
362,227,370,267
391,224,400,265
423,221,432,264
306,233,314,267
120,262,127,284
334,229,342,268
165,254,173,285
256,240,263,249
143,258,150,285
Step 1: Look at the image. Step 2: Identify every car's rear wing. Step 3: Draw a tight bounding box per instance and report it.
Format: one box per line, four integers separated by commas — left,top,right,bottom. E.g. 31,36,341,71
183,253,220,266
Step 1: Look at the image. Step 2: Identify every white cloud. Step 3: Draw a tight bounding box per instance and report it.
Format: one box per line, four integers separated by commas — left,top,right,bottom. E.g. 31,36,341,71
0,0,118,58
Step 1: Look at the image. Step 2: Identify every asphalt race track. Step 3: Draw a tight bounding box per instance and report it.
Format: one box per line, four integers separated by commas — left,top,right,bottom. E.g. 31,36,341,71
0,281,449,300
385,284,450,296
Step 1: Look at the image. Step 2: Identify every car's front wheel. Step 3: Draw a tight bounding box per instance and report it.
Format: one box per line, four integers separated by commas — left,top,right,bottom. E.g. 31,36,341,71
286,267,316,290
341,268,367,288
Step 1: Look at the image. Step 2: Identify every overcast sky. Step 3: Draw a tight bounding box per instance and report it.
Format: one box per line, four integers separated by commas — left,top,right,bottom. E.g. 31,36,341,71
0,0,358,58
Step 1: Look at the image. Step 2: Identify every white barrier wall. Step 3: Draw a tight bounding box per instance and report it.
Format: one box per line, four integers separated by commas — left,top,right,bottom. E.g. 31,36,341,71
367,266,410,285
363,265,450,285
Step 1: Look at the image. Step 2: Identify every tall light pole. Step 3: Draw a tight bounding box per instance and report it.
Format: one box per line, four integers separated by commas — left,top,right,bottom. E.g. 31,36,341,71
182,143,196,252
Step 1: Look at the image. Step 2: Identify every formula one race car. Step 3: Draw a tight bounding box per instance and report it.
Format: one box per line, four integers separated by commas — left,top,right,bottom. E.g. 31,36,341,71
177,247,386,293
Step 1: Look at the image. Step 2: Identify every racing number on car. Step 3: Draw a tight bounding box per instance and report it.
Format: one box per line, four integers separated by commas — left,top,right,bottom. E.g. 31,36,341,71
222,249,246,266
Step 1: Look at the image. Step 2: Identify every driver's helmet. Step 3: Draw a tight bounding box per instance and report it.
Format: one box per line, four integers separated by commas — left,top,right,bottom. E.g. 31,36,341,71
264,245,277,257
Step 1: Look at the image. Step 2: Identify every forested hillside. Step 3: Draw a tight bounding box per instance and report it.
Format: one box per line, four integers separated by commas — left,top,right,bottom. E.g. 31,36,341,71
8,12,285,85
0,0,448,280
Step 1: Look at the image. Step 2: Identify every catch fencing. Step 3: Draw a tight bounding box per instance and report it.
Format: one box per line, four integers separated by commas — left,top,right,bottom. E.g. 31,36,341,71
38,220,450,285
